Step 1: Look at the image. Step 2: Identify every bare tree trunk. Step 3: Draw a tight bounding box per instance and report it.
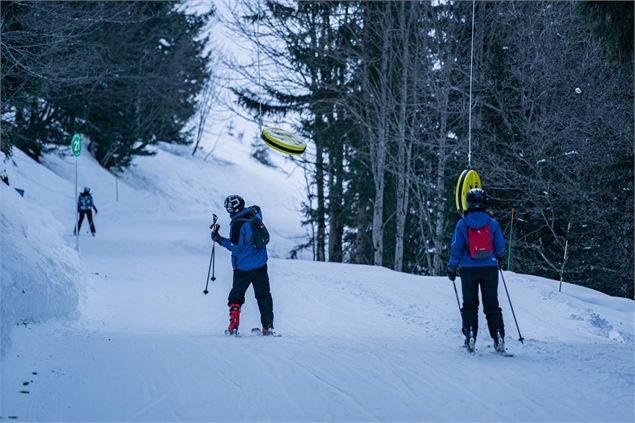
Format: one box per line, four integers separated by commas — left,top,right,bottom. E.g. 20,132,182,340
394,0,414,272
328,138,344,262
301,158,317,261
371,144,385,266
192,80,216,156
411,179,435,274
395,144,412,271
432,86,449,274
354,196,369,264
316,138,326,261
325,8,343,263
307,6,326,262
371,2,391,267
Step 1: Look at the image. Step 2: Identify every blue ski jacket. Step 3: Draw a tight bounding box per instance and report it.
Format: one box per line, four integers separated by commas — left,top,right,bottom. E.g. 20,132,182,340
78,193,97,212
218,206,268,271
448,211,506,270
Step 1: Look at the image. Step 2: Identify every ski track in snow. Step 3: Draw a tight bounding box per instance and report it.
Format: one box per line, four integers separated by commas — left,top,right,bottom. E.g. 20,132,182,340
1,144,634,422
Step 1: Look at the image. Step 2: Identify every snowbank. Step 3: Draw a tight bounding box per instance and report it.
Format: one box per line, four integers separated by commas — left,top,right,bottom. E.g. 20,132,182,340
0,182,81,355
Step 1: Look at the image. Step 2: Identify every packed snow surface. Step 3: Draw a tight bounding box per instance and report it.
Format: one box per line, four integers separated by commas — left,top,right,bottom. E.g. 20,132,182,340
1,140,633,422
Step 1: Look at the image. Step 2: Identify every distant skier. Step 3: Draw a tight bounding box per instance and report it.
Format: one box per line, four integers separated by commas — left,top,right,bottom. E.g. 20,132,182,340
211,194,275,336
75,187,98,236
447,188,506,353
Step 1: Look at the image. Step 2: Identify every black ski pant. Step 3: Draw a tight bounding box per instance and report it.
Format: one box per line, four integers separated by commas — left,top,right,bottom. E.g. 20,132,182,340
76,210,96,234
460,266,505,340
228,264,273,328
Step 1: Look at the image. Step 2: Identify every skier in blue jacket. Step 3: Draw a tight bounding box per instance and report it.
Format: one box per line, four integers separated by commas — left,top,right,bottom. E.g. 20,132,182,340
75,187,98,236
448,188,506,352
211,194,274,336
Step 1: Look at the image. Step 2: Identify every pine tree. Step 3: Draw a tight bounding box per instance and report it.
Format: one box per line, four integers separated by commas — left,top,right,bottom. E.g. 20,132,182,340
1,1,213,169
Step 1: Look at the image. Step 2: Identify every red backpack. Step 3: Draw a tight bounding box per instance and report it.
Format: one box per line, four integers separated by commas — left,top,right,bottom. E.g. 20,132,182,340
467,224,494,259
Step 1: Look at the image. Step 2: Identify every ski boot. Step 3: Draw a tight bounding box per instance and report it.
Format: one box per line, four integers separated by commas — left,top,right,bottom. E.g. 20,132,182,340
464,327,476,353
494,330,505,353
225,304,241,336
251,325,280,337
262,325,276,336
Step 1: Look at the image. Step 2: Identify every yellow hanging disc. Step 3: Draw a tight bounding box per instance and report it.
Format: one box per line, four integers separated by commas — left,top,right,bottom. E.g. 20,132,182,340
261,127,306,156
455,169,482,212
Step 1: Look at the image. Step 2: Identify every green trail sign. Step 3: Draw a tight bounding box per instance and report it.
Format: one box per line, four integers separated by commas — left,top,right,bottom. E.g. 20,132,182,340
71,134,81,157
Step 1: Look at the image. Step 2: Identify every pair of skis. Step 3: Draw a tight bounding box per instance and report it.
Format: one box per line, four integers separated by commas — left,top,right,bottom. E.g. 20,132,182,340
465,344,514,357
224,328,282,337
463,344,514,357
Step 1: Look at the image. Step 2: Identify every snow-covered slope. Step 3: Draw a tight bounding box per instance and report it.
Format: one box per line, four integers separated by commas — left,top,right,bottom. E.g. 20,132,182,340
1,139,633,422
0,182,81,355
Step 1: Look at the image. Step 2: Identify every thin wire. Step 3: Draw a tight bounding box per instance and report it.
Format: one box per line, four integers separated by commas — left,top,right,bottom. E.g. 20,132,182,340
467,0,475,168
256,0,263,133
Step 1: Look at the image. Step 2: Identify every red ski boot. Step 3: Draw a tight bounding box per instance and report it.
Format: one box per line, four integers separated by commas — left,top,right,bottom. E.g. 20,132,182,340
225,304,241,336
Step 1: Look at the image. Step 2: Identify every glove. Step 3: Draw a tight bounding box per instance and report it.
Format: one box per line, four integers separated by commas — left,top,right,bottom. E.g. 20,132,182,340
94,209,99,215
447,266,457,282
210,223,220,233
496,256,505,267
211,228,222,244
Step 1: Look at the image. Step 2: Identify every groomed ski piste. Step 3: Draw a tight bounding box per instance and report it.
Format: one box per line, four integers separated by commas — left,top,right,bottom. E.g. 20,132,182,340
1,138,634,422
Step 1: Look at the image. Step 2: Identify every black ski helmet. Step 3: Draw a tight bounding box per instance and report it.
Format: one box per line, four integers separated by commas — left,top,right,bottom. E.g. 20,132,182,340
224,194,245,214
83,186,91,194
465,188,487,211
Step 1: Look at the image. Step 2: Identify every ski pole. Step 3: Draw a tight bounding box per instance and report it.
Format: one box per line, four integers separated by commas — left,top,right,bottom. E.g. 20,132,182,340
498,265,524,343
211,237,216,281
210,214,218,283
452,279,462,312
451,276,464,340
203,248,213,295
203,214,218,295
506,208,514,271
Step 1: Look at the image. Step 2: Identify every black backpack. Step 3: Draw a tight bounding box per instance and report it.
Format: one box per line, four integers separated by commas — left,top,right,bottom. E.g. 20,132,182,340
230,206,270,249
